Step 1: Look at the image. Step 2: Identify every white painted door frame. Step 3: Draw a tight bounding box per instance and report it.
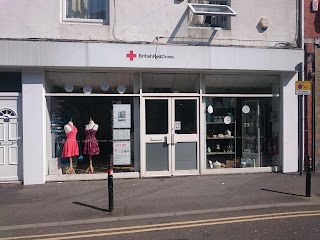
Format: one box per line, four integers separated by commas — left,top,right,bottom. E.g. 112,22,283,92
141,97,199,177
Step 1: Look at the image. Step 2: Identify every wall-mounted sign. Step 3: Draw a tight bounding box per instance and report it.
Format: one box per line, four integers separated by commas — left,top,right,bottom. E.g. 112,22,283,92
113,104,131,128
295,81,311,95
113,141,130,165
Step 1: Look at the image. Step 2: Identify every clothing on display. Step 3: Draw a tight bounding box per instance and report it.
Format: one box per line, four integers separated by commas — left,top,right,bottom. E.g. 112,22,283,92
83,124,100,155
62,124,79,157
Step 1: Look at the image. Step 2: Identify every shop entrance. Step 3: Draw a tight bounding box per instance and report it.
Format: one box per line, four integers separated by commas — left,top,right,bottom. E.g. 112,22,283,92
142,97,199,177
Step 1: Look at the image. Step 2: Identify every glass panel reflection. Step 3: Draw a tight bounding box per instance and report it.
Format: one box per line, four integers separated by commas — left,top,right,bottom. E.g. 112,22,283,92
175,142,197,170
175,100,197,134
146,100,168,134
146,143,169,171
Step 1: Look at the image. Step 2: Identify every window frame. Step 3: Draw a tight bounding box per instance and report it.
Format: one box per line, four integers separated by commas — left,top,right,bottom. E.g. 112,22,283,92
62,0,108,24
188,2,237,29
188,3,237,16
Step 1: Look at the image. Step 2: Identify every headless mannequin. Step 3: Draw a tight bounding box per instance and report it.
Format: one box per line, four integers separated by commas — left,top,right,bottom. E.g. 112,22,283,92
64,120,76,174
85,118,99,174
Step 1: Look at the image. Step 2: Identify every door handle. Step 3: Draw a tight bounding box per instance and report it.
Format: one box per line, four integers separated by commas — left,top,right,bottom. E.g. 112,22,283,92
166,136,171,145
150,137,162,141
172,134,178,145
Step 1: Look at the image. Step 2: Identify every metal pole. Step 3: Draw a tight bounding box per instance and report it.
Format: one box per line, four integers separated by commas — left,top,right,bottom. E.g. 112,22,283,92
306,155,312,197
298,95,303,175
108,159,114,212
298,62,304,175
305,93,309,168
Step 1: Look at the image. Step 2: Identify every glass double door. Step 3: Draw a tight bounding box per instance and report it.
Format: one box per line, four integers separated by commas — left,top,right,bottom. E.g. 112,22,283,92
142,97,199,177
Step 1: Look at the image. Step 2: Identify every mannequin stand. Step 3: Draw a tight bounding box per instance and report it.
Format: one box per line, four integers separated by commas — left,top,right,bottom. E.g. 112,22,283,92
66,157,75,174
85,155,94,174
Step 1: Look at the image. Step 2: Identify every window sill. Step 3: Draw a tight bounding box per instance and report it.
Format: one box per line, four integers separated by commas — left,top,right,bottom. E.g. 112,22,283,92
62,18,107,24
188,26,228,31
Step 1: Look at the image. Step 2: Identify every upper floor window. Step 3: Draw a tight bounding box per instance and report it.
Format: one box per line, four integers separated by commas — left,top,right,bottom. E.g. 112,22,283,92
64,0,108,23
188,0,236,29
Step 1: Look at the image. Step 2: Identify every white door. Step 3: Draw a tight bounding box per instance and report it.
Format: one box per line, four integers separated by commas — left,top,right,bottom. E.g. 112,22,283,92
142,97,199,177
0,95,21,182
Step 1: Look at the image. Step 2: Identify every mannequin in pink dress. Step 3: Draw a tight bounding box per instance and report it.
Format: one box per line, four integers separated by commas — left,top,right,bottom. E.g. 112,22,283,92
83,117,100,174
62,119,79,174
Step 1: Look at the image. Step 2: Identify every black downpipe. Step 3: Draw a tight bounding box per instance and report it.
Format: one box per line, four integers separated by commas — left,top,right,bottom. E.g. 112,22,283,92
298,62,303,175
312,44,316,171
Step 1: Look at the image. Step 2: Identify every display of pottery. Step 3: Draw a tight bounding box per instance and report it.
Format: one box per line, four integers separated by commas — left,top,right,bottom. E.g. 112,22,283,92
213,161,222,168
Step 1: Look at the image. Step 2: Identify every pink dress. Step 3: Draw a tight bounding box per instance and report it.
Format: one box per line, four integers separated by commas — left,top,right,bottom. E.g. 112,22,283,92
83,125,100,155
62,124,79,158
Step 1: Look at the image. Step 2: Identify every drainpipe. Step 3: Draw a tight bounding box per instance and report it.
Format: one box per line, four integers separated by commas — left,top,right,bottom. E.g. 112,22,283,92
298,0,304,175
312,42,316,170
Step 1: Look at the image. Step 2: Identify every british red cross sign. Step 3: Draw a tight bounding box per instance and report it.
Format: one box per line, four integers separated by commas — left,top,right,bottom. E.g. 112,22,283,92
126,50,136,61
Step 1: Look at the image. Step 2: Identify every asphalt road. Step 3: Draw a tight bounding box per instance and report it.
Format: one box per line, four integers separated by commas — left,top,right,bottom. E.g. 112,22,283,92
1,205,320,240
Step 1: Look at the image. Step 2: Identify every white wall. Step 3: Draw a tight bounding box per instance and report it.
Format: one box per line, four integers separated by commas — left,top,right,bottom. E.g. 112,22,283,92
0,0,298,47
281,72,299,173
22,68,46,185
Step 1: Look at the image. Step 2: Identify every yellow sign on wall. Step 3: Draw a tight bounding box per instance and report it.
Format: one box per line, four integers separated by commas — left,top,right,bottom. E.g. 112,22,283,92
295,81,311,95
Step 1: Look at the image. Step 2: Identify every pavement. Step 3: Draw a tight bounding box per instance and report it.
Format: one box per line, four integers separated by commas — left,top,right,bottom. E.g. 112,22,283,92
1,172,320,231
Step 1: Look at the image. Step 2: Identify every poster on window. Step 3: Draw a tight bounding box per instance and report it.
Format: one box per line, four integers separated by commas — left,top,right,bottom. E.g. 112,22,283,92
113,141,131,165
113,104,131,129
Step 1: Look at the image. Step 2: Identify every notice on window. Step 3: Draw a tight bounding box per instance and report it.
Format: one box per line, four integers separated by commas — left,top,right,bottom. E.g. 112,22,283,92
113,129,130,140
175,121,181,131
113,141,131,165
113,104,131,129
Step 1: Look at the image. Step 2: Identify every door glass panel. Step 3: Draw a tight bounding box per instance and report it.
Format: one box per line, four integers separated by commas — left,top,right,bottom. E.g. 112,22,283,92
146,143,169,171
175,142,197,170
242,100,261,167
146,100,168,134
175,100,197,134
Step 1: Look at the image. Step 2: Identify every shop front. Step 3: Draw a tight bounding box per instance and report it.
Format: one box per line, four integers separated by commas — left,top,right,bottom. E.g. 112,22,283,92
0,40,302,184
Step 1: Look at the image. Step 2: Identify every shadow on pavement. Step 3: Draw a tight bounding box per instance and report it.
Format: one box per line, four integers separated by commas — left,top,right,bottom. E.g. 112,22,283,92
72,201,111,212
260,188,305,197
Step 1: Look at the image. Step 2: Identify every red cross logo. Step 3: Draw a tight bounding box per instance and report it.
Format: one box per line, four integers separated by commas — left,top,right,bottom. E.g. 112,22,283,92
126,50,137,61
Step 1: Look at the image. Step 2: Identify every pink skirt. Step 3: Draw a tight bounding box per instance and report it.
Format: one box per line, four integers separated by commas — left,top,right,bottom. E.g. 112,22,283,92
62,140,79,158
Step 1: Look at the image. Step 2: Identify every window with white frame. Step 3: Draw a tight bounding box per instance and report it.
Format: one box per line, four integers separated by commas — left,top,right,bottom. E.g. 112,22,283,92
64,0,108,22
188,0,236,29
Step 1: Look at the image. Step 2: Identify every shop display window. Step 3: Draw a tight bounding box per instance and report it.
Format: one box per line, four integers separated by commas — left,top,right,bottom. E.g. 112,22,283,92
48,96,138,175
205,97,279,169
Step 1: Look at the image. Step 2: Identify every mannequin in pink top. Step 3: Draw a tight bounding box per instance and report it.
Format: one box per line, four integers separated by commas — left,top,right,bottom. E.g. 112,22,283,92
62,119,79,174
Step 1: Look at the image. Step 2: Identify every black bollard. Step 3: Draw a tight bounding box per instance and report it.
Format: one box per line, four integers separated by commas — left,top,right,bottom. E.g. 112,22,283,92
108,164,114,212
306,155,312,197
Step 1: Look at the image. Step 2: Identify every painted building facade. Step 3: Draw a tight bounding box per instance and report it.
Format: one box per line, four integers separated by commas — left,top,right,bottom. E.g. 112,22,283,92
0,0,303,184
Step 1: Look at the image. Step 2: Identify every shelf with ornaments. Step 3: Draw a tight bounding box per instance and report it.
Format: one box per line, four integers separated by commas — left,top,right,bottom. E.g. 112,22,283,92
205,97,237,169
